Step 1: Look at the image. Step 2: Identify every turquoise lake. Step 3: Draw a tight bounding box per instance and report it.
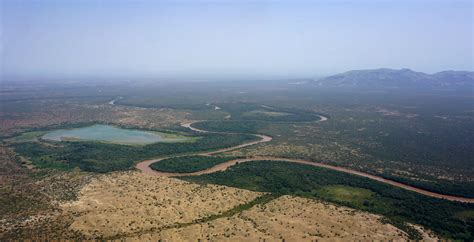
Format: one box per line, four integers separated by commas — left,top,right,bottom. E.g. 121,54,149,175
42,124,167,145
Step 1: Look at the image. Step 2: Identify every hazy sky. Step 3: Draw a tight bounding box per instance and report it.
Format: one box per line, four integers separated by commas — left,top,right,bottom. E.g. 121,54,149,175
1,0,473,80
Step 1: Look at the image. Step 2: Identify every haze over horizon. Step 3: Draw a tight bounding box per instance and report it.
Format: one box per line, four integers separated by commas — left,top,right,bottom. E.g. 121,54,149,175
1,0,473,81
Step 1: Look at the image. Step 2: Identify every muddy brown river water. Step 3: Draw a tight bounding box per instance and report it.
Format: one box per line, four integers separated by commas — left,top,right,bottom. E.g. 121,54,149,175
136,117,474,203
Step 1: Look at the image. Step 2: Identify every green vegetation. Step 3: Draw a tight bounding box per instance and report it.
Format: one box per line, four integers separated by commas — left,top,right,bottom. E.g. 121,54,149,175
115,95,214,111
182,160,474,240
455,210,474,222
6,131,46,143
191,102,326,133
242,110,291,117
150,155,238,173
317,185,375,207
12,132,257,173
4,78,474,240
193,120,265,133
379,173,474,200
215,102,323,122
193,99,474,198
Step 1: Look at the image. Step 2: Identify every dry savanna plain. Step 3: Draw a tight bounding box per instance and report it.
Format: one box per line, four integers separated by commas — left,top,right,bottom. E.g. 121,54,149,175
1,82,473,240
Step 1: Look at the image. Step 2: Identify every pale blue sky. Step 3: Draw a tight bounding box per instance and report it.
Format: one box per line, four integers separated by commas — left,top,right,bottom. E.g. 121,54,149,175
1,0,473,81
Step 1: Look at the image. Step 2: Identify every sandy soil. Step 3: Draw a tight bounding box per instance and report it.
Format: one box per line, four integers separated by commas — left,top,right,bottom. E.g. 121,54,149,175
129,195,437,241
61,171,437,241
61,171,262,238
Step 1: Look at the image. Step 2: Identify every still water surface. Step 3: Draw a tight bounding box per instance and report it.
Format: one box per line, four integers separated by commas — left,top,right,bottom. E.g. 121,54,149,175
42,124,166,145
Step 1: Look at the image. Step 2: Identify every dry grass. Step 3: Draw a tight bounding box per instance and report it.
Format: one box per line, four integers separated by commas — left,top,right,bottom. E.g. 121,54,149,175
1,167,437,241
61,171,262,238
131,195,437,241
59,171,437,241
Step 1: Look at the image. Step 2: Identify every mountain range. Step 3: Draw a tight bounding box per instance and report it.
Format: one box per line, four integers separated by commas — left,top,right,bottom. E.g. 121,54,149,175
313,68,474,89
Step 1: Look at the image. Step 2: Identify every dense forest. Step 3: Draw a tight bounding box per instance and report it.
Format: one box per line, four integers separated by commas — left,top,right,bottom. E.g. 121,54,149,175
150,155,237,173
12,132,256,173
379,172,474,199
214,102,324,122
182,160,474,240
193,115,474,198
191,102,325,133
193,120,265,133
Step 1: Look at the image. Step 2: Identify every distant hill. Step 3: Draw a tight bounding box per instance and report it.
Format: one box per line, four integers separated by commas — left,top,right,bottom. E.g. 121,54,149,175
313,68,474,89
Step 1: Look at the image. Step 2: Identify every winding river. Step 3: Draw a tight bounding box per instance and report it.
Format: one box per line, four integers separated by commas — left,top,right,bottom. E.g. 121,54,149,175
135,117,474,203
